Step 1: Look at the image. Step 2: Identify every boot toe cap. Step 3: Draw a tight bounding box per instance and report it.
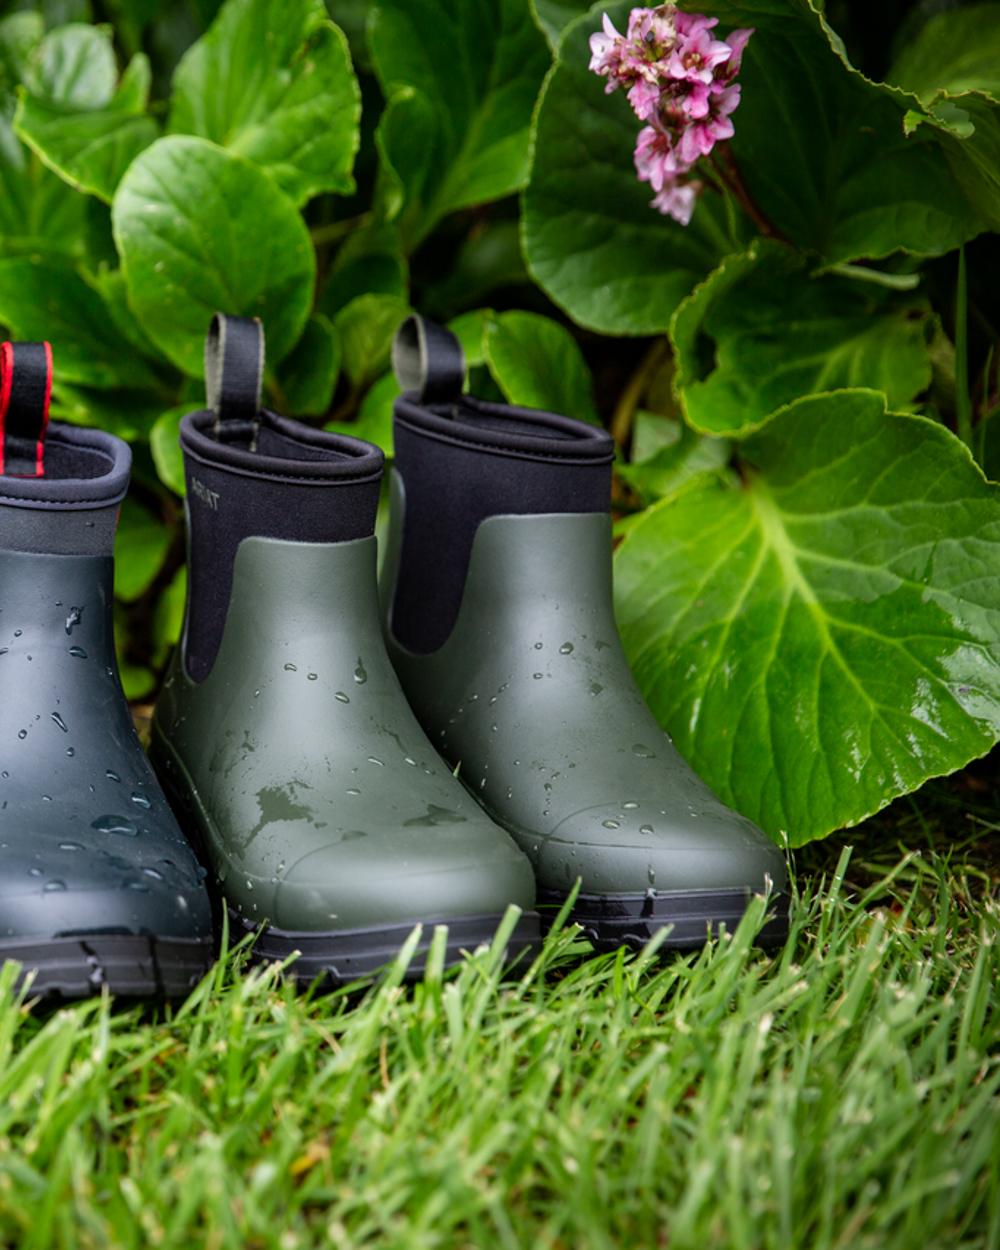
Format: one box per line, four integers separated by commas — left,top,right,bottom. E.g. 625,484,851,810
537,800,786,897
268,828,536,932
0,871,212,943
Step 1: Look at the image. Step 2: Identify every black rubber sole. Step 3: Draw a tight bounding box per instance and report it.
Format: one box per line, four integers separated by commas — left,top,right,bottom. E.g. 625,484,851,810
538,886,789,953
228,907,543,986
1,933,214,1000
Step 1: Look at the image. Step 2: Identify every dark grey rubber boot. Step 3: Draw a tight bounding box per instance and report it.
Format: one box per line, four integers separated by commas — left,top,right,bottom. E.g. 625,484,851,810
151,315,538,986
380,316,789,951
0,341,213,998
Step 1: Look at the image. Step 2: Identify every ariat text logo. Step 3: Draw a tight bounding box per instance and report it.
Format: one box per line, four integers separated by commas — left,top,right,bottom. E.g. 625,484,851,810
191,477,220,511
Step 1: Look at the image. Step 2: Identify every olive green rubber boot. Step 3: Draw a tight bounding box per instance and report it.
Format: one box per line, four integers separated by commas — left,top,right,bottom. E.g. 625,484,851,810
151,315,538,984
379,316,789,951
1,341,213,998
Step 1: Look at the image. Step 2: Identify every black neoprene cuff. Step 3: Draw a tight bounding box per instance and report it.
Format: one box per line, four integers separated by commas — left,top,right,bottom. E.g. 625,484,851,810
180,409,384,683
0,422,130,511
390,389,615,656
394,393,615,469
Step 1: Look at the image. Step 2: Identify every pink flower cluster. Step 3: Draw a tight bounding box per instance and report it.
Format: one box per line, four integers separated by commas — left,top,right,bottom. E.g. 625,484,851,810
589,5,752,224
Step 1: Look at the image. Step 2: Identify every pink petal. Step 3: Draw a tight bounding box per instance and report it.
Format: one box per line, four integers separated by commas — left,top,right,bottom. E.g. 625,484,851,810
712,83,741,116
651,180,701,224
675,12,718,37
680,81,712,118
628,78,662,119
725,27,754,70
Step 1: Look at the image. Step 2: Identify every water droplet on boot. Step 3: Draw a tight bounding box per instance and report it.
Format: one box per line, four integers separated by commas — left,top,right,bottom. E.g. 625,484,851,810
130,793,151,810
106,770,121,783
44,879,67,892
284,663,297,672
307,673,318,682
64,607,83,635
354,659,368,684
91,815,138,837
69,646,87,659
51,712,68,733
602,819,620,829
639,824,654,835
623,801,639,810
335,691,350,703
559,642,573,655
631,744,655,758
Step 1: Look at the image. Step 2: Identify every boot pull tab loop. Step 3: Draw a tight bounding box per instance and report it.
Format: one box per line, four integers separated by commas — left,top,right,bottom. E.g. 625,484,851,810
205,313,265,445
392,315,465,405
0,341,52,478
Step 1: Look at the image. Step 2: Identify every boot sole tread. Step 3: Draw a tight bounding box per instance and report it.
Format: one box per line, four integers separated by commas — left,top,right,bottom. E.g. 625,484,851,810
0,933,214,999
538,887,789,952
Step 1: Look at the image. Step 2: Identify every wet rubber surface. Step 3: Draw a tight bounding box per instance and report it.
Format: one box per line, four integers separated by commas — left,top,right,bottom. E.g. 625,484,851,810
0,547,213,988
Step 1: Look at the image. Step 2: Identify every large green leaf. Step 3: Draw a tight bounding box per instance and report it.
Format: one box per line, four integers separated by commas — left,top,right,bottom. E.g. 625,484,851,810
0,257,160,389
0,122,88,254
889,4,1000,103
0,13,89,255
277,314,341,415
521,4,739,336
372,85,437,229
484,310,598,422
615,390,1000,845
15,52,158,203
670,241,932,435
618,415,731,503
169,0,360,207
23,22,116,109
369,0,551,244
0,11,43,91
884,5,1000,234
333,293,410,389
318,219,408,316
112,136,315,376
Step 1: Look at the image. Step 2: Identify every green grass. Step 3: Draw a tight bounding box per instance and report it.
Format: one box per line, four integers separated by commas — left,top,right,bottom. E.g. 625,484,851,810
0,804,998,1250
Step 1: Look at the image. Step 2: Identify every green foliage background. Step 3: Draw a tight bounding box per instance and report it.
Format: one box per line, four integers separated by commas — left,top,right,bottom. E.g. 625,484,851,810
1,0,999,847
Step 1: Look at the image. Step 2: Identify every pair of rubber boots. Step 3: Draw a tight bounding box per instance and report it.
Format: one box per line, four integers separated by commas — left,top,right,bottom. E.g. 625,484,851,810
1,317,787,997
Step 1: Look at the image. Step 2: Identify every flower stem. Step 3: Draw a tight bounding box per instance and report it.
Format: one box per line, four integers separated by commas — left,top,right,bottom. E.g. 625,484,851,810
708,148,787,242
